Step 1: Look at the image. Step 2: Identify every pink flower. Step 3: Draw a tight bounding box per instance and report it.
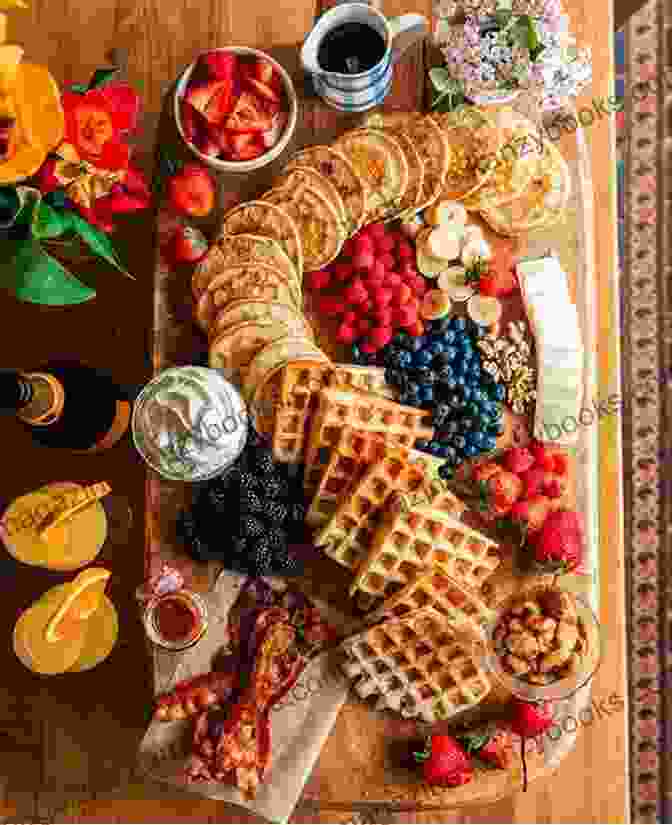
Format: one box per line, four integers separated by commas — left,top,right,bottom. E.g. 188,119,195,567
638,654,659,676
638,63,657,82
639,779,658,802
636,686,659,707
637,718,658,739
637,751,659,771
637,622,657,643
638,557,657,578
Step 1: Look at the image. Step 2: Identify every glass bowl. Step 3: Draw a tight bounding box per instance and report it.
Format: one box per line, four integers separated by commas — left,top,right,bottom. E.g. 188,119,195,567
481,584,602,703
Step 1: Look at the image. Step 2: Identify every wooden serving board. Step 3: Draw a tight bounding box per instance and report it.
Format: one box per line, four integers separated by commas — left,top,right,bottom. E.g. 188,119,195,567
145,33,599,813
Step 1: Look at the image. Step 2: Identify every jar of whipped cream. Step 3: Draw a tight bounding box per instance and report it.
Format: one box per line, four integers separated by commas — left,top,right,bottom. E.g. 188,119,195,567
131,366,248,482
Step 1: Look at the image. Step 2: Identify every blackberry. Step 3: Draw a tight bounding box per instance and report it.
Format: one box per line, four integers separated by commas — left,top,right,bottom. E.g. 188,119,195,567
271,546,303,577
267,526,288,553
253,448,276,476
289,500,307,525
250,537,275,576
260,475,290,501
241,489,264,515
433,403,451,428
239,471,259,495
240,516,265,539
265,500,289,524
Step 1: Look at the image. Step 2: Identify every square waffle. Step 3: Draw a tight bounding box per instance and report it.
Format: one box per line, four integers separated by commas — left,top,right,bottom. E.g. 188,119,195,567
314,450,444,572
340,606,491,723
272,360,330,463
351,501,501,603
305,427,396,528
303,388,434,494
364,568,495,630
272,364,396,463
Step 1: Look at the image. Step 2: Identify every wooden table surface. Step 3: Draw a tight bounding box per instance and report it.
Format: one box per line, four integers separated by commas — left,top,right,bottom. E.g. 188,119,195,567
0,0,627,822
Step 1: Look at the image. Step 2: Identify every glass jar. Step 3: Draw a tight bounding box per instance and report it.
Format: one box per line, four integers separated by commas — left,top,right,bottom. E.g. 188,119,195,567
143,589,209,652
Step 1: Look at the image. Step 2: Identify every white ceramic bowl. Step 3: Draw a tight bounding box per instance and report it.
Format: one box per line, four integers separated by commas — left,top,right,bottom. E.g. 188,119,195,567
174,46,298,174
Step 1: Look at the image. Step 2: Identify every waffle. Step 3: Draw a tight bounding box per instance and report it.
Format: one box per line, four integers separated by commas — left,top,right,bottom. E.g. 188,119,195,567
314,450,444,571
272,364,395,464
306,428,395,528
304,388,434,494
364,568,495,630
352,500,500,603
340,606,491,723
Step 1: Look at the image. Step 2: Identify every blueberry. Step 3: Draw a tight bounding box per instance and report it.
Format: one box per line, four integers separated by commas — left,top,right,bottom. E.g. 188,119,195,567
449,316,467,332
427,341,444,357
414,367,437,385
471,431,486,446
415,438,431,451
434,318,453,334
460,348,473,363
453,435,467,450
490,384,506,402
461,417,475,431
414,349,434,367
464,444,479,458
455,361,468,376
410,335,427,352
444,346,458,362
428,440,442,455
444,420,460,435
442,378,458,392
407,381,420,396
484,435,498,451
394,331,413,350
460,385,472,402
455,376,466,388
419,386,434,403
447,392,463,409
471,388,485,404
470,363,481,379
433,402,451,425
437,364,455,382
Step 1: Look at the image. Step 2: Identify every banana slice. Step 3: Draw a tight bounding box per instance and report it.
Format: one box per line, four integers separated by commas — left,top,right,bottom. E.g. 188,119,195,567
424,200,468,227
467,294,502,326
438,266,476,302
461,238,492,268
427,224,464,261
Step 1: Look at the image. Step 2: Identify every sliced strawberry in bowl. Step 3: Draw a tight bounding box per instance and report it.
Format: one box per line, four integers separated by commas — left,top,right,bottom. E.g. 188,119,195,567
203,80,235,125
261,111,288,150
247,77,281,104
253,58,275,86
201,51,238,81
185,80,226,115
229,132,265,161
180,101,205,145
226,91,274,132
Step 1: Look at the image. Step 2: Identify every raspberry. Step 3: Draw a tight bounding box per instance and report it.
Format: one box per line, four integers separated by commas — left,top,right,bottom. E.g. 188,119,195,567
396,239,414,259
379,252,395,270
372,287,393,307
410,276,427,296
344,278,369,305
367,222,386,239
503,446,535,475
307,269,331,290
399,261,417,279
354,235,374,255
360,338,378,354
365,268,385,288
318,295,346,316
396,303,418,327
530,441,556,471
385,272,402,288
405,319,425,337
397,284,413,304
376,235,395,254
553,452,570,476
519,466,546,498
370,260,387,282
337,323,357,344
343,310,357,324
357,317,372,335
370,326,393,349
353,250,375,271
341,238,356,258
333,261,354,282
360,298,373,314
374,307,393,326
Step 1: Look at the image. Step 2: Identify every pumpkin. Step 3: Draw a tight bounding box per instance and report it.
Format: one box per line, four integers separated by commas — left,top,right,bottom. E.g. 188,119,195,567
0,47,64,184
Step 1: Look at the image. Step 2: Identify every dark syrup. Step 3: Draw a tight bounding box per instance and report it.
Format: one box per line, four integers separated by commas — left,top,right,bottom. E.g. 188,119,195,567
317,22,386,75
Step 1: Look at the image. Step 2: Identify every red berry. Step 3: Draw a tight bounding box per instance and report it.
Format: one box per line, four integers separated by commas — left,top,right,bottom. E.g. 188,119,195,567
342,310,358,325
357,317,372,335
367,222,386,239
307,269,331,290
360,298,373,314
376,234,395,254
372,287,393,307
409,275,428,296
360,338,378,354
379,252,395,270
353,250,375,271
374,307,394,326
553,452,570,476
503,447,535,475
397,283,413,305
344,278,369,305
341,238,356,258
371,260,387,282
396,239,414,260
365,268,385,288
399,261,418,279
333,261,354,282
317,295,346,317
369,326,393,349
385,272,402,288
519,466,546,498
354,235,374,256
530,441,556,472
510,700,554,739
336,323,357,344
396,303,418,327
405,319,425,337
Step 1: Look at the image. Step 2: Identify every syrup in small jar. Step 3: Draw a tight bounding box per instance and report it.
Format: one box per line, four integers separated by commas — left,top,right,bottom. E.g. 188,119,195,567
143,590,208,651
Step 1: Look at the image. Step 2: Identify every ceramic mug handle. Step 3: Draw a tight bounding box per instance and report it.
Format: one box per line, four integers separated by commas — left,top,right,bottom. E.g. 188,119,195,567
388,14,429,64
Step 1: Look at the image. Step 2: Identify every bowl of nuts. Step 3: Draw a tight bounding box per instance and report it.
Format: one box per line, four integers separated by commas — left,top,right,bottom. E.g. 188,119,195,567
483,585,602,702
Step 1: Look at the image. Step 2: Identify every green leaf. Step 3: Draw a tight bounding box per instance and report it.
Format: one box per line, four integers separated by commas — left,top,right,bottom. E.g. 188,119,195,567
68,213,134,279
458,731,491,754
88,66,120,91
32,201,67,239
69,83,89,94
0,237,96,305
429,67,453,93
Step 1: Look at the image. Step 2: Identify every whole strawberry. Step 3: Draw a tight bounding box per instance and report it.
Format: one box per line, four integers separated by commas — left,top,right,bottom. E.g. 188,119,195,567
479,468,523,517
414,734,473,787
165,224,209,265
458,725,513,770
510,699,554,738
530,508,583,573
510,494,552,533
